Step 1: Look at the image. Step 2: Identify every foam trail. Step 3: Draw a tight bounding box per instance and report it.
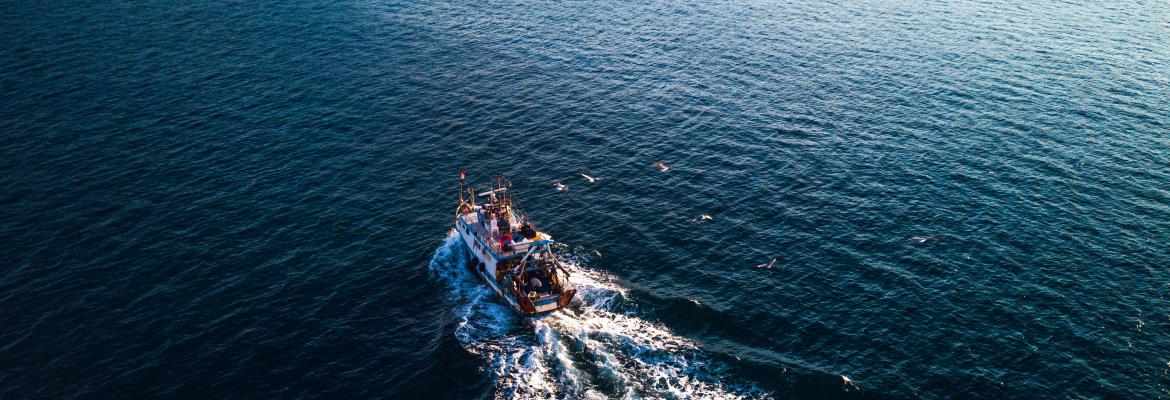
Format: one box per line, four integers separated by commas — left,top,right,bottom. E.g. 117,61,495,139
428,234,770,399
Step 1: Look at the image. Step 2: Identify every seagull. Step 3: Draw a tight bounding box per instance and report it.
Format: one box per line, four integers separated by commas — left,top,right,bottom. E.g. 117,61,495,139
553,181,569,192
593,250,602,258
690,214,713,222
842,375,858,389
579,173,598,183
909,235,936,243
755,257,778,269
653,160,670,172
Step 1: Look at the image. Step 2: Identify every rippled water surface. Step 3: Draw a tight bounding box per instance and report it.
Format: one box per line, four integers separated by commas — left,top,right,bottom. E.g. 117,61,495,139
3,0,1170,398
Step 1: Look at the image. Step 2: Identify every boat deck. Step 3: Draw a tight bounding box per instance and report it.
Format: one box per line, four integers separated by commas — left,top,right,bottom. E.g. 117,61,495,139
461,211,546,259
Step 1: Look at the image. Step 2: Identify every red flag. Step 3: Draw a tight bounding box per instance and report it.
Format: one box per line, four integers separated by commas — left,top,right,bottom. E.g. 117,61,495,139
460,169,466,181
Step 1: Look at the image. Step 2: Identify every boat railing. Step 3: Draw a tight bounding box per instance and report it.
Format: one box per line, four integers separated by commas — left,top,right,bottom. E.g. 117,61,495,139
461,214,550,259
498,238,553,258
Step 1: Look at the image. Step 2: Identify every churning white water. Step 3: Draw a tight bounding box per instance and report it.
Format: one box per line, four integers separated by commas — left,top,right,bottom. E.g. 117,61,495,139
428,233,768,399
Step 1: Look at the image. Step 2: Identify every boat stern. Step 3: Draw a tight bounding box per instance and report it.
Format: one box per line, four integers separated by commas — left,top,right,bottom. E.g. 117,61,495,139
522,288,576,316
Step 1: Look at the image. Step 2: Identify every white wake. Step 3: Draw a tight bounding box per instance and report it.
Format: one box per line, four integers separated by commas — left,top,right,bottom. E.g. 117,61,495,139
427,233,770,399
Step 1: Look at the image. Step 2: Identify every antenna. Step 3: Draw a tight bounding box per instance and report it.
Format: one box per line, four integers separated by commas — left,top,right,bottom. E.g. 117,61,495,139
505,178,513,205
458,169,466,209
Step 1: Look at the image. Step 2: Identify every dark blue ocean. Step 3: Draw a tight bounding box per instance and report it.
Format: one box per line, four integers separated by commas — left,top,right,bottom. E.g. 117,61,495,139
3,0,1169,398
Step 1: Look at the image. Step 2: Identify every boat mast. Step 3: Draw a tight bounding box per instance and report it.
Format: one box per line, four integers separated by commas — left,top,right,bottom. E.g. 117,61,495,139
458,169,467,211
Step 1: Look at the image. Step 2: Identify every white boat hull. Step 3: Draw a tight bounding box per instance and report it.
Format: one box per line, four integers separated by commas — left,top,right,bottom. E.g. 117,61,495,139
455,214,572,315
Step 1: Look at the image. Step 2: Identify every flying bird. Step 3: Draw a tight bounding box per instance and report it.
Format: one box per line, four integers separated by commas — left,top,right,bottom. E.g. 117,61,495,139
755,257,779,269
580,173,598,183
653,160,670,172
553,181,569,192
690,214,713,222
909,235,936,243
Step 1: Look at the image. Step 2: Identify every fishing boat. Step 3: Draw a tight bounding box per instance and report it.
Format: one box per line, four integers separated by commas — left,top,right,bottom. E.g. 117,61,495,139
454,173,576,315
